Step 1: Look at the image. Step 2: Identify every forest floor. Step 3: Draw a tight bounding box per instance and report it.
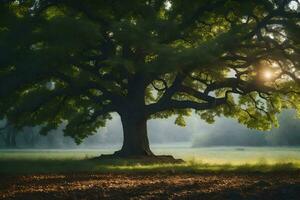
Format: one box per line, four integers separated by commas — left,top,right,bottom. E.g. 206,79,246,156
1,149,300,199
1,171,300,200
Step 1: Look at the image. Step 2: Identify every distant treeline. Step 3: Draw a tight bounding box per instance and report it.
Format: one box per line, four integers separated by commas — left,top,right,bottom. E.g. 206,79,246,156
193,110,300,147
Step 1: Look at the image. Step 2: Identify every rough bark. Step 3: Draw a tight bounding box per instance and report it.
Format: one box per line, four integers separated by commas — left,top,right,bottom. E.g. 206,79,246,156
114,112,154,157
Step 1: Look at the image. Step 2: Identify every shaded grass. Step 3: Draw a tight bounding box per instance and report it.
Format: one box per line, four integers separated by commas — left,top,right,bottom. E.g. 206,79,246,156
1,156,300,174
1,150,300,174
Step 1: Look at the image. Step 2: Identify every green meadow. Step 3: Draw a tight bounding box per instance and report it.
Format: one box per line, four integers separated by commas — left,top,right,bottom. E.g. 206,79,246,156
1,146,300,174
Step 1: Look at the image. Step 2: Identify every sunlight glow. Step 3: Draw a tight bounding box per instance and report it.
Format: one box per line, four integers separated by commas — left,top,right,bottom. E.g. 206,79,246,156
164,0,172,10
263,70,273,80
289,1,299,11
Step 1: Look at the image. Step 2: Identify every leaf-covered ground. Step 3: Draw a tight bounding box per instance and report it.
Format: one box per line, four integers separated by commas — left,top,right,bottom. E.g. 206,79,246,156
1,172,300,200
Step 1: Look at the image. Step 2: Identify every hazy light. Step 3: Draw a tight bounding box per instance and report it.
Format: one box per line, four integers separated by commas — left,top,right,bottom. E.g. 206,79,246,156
164,0,172,10
263,70,273,80
46,81,55,90
289,1,299,11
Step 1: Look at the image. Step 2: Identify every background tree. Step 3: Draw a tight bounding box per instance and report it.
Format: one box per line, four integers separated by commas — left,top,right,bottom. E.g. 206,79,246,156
0,122,18,148
0,0,300,157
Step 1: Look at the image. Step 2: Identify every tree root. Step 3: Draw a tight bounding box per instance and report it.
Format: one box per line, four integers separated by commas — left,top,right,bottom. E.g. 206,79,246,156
91,154,184,164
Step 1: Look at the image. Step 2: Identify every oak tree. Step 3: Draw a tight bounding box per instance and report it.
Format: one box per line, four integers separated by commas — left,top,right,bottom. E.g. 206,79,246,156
0,0,300,156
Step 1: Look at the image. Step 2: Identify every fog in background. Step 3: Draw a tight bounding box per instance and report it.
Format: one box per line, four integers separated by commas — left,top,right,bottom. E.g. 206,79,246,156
1,110,300,148
192,110,300,147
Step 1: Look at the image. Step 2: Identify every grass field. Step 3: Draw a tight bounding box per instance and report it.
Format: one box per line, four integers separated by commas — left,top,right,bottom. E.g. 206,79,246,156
1,147,300,199
1,146,300,174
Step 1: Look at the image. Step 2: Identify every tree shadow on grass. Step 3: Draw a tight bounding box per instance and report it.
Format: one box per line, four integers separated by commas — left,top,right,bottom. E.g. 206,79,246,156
0,159,299,175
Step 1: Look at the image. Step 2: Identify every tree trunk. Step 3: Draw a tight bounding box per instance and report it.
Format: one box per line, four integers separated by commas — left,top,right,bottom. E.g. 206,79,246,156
5,125,17,148
114,113,154,157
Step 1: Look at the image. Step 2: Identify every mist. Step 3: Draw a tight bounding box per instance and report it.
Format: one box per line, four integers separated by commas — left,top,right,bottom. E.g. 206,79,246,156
1,110,300,148
192,110,300,147
0,114,193,148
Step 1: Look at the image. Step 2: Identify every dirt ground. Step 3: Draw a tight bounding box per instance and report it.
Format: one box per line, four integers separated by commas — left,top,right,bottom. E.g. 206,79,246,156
0,172,300,200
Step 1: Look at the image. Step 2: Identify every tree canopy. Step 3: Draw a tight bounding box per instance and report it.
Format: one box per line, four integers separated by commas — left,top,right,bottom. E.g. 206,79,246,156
0,0,300,150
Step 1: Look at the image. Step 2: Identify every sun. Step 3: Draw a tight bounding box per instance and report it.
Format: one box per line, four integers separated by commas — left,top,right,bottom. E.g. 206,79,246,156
257,60,276,81
263,70,273,80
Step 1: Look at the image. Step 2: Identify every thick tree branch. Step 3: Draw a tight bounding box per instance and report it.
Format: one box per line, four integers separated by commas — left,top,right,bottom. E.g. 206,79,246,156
157,98,226,112
179,85,216,102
